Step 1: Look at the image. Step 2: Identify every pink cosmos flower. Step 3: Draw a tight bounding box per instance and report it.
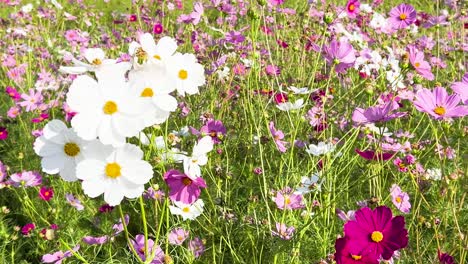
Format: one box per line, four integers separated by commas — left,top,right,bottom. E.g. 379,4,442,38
191,120,226,144
390,184,411,214
408,45,434,80
9,171,42,187
393,157,409,172
335,237,379,264
168,228,189,245
451,73,468,104
131,234,164,264
66,193,84,211
352,101,407,125
343,206,408,260
388,4,417,29
0,161,6,183
355,149,394,161
269,121,288,153
268,0,284,6
82,235,108,245
346,0,360,19
5,86,21,100
112,214,129,236
413,87,468,120
18,89,43,112
39,186,54,201
22,223,36,235
42,245,80,264
271,223,295,240
0,127,7,140
323,40,356,74
336,209,356,222
265,64,280,76
188,237,205,258
190,2,204,25
31,113,49,123
274,187,304,210
164,169,207,204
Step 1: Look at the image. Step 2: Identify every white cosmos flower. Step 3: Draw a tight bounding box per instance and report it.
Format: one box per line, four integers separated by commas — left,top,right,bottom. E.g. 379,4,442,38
276,99,305,111
287,86,314,95
183,136,213,179
66,65,145,147
129,33,177,66
169,199,204,220
294,173,322,195
425,168,442,181
76,142,153,206
33,120,94,182
59,48,119,75
128,67,177,127
167,53,206,96
305,142,335,156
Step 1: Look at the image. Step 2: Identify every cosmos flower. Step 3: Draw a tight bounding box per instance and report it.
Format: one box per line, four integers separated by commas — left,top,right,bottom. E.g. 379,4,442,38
0,161,6,183
413,87,468,120
65,193,84,211
305,142,335,156
352,102,406,125
276,99,305,111
191,119,226,144
167,53,206,96
169,199,205,220
390,184,411,214
334,237,379,264
66,65,146,147
269,121,288,153
129,33,177,66
438,249,455,264
183,136,213,179
130,234,165,263
168,228,189,245
294,173,322,194
323,39,356,74
41,245,80,264
451,73,468,104
9,171,42,187
76,142,153,206
22,223,36,236
355,149,394,161
188,237,205,258
274,187,304,210
82,235,108,245
271,223,295,240
34,120,94,182
0,127,7,140
39,186,54,201
346,0,360,19
59,48,118,75
388,4,416,29
408,45,434,81
18,89,43,112
164,169,207,204
343,206,408,260
336,209,356,222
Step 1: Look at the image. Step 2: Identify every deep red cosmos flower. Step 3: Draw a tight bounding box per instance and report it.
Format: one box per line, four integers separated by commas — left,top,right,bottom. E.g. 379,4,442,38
343,206,408,260
355,149,394,161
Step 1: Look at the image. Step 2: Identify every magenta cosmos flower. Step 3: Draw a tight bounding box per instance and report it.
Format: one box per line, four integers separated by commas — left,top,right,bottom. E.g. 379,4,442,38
335,237,379,264
323,40,356,74
355,149,394,161
390,184,411,214
191,119,227,144
343,206,408,260
408,45,434,81
451,73,468,104
39,186,54,201
346,0,360,19
164,169,207,204
0,127,7,140
388,4,417,29
131,234,164,263
413,87,468,120
352,101,406,125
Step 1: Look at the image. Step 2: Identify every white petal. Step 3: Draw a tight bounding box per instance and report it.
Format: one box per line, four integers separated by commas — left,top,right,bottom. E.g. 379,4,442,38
76,159,105,181
104,182,125,206
66,75,101,113
84,48,105,63
71,112,101,140
34,137,62,157
42,120,67,140
82,178,106,198
59,158,78,182
121,160,153,185
59,66,88,75
41,154,65,174
155,36,178,58
112,114,144,138
98,117,126,147
193,136,214,155
115,143,143,161
153,94,177,112
140,33,157,54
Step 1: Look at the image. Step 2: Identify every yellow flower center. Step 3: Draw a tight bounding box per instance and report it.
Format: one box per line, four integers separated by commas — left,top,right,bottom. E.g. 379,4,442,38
92,58,102,65
348,4,355,11
135,47,147,59
414,62,420,68
153,54,161,60
396,196,402,203
140,87,154,97
399,13,407,20
434,106,446,116
103,101,118,115
64,142,80,157
178,69,188,80
182,207,190,213
284,196,291,205
105,163,121,178
351,254,362,260
182,177,192,186
371,231,384,242
177,235,183,241
44,191,50,196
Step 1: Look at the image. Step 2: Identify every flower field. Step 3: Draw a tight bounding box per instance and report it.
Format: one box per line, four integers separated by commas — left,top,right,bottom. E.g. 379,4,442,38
0,0,467,263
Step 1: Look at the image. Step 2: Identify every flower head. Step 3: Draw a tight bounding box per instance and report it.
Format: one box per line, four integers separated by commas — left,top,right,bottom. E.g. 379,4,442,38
352,102,406,125
0,127,8,140
334,237,379,264
271,223,295,240
323,40,356,74
22,223,36,235
65,193,84,211
275,187,304,210
168,228,189,245
130,234,164,263
164,169,207,204
413,87,468,120
269,121,288,153
10,171,42,187
39,186,54,201
346,0,360,19
343,206,408,260
451,73,468,104
390,184,411,214
169,199,204,220
408,45,434,80
388,4,416,29
188,237,205,258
